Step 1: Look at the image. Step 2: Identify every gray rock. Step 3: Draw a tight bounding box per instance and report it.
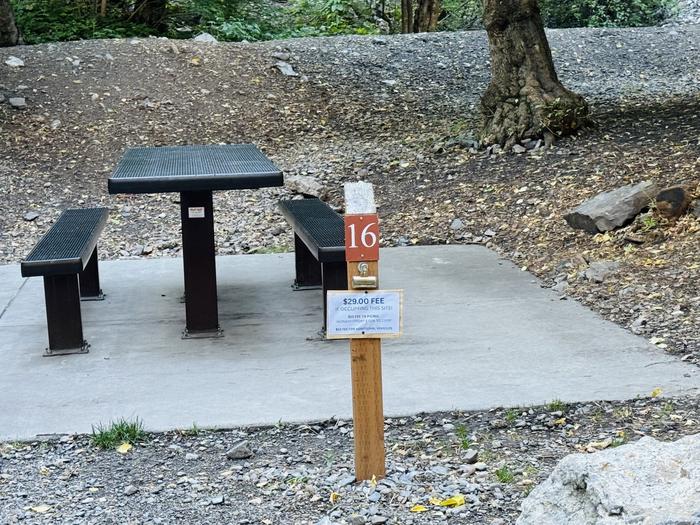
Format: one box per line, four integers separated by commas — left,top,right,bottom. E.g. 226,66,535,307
512,144,527,154
5,56,24,68
284,174,327,199
551,281,569,294
271,51,291,61
226,440,253,460
370,517,388,524
23,212,39,222
464,449,478,464
9,97,26,109
193,32,218,43
185,452,199,461
583,261,620,283
564,181,657,233
274,61,299,77
517,434,700,525
124,484,138,496
210,494,224,505
450,218,464,231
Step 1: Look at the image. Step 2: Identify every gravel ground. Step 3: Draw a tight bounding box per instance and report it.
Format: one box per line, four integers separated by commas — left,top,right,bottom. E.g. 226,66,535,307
1,396,698,525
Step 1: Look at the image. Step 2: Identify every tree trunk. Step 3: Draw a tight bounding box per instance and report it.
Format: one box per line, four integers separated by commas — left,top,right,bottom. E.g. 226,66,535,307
480,0,589,149
401,0,413,33
413,0,441,32
0,0,20,47
132,0,167,31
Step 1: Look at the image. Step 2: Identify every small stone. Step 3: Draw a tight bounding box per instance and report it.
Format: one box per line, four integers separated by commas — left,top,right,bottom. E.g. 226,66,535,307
5,56,24,67
583,261,620,283
210,495,224,505
512,144,527,154
124,485,138,496
193,32,218,43
273,61,299,77
284,174,326,199
450,219,464,231
474,462,488,471
50,119,61,130
9,97,26,109
464,449,478,464
271,51,291,61
226,440,253,460
23,211,39,221
484,229,497,237
185,453,199,461
370,517,388,524
691,200,700,219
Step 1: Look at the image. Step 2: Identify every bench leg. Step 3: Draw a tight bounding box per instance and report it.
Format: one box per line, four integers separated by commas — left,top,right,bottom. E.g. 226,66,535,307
43,274,88,355
321,261,348,333
293,234,322,289
79,246,104,300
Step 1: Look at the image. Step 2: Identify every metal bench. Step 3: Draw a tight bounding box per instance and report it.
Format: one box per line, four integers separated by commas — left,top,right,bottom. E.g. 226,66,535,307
21,208,109,355
278,198,347,332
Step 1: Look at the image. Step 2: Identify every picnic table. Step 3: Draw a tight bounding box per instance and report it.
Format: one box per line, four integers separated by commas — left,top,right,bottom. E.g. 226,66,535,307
108,144,283,337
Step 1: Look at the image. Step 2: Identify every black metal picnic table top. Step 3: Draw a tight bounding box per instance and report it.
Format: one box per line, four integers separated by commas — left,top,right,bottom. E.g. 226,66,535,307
107,144,283,194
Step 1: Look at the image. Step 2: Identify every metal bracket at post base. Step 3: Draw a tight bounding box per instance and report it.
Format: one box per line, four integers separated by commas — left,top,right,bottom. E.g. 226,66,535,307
81,290,105,302
181,327,224,340
44,340,90,357
292,280,322,291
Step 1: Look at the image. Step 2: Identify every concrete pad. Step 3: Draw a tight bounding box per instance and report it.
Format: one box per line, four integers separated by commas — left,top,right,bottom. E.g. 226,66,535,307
0,246,697,440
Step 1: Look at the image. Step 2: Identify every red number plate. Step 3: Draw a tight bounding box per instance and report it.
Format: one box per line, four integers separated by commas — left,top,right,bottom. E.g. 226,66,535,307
344,214,380,262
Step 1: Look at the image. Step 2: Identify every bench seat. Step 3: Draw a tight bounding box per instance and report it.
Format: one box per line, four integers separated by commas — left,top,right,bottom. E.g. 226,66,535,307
278,198,347,332
21,207,109,355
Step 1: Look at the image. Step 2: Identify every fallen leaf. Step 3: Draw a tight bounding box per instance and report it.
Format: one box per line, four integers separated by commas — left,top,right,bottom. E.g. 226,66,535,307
116,443,133,454
329,491,341,504
651,387,663,398
438,494,465,507
410,504,428,512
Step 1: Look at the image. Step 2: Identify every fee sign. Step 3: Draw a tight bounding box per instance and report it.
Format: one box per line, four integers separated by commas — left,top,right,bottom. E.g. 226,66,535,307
326,290,403,339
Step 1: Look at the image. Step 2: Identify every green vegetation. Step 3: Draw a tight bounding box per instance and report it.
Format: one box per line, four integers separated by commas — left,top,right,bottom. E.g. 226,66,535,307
11,0,678,44
454,423,471,449
495,465,515,483
504,408,519,424
546,398,568,412
91,417,147,449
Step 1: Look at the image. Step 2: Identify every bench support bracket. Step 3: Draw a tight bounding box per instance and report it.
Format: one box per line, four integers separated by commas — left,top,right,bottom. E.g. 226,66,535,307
79,246,104,301
43,274,89,356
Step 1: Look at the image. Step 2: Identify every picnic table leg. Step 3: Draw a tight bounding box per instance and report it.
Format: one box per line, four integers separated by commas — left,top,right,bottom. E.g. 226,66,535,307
79,246,104,300
43,274,87,355
180,190,220,336
293,233,322,289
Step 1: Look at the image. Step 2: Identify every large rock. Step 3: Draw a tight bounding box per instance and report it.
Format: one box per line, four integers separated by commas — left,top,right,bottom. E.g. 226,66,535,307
656,185,692,219
517,434,700,525
285,174,327,199
564,181,657,233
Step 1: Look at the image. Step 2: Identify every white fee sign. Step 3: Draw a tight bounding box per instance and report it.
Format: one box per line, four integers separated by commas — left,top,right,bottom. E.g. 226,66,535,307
326,290,403,339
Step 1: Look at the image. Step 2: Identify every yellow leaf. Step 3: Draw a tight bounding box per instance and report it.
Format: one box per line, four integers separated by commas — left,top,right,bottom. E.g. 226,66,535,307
30,504,51,513
329,492,341,504
38,466,50,476
190,56,201,66
410,504,428,513
651,387,663,398
116,443,133,454
554,417,567,426
428,496,442,505
370,475,377,488
439,494,465,507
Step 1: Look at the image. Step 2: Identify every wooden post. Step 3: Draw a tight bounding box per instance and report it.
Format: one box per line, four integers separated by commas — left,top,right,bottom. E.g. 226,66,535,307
344,182,386,480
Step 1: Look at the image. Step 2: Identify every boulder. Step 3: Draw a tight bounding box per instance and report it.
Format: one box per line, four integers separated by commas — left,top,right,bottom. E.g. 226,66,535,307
656,185,692,219
285,174,327,199
583,261,620,283
273,61,299,77
564,181,656,233
193,32,218,43
517,434,700,525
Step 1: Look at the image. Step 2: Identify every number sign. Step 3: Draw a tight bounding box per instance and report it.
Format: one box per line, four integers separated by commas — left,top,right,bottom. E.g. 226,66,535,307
345,214,380,262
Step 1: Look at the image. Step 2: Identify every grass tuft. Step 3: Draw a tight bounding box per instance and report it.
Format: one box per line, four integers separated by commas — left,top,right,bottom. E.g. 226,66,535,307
495,465,515,484
546,399,567,412
91,417,147,449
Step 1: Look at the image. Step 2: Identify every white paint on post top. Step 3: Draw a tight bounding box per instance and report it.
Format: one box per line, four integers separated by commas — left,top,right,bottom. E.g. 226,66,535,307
344,182,376,214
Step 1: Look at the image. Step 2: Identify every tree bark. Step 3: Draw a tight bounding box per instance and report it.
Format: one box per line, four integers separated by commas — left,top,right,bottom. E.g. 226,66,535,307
413,0,441,32
132,0,167,31
0,0,20,47
480,0,589,149
401,0,413,33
